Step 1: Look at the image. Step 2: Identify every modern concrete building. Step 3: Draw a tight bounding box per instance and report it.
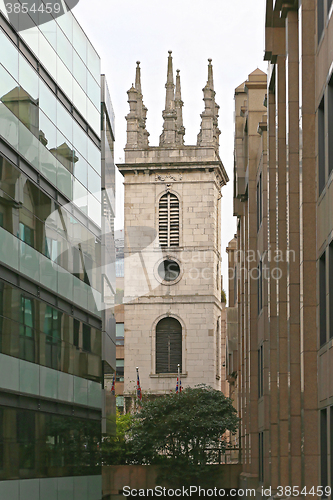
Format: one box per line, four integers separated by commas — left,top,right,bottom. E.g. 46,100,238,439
118,53,228,397
230,0,333,496
0,5,116,500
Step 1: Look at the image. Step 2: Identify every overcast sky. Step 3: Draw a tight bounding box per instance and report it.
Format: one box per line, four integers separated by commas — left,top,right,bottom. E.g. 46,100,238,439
73,0,267,297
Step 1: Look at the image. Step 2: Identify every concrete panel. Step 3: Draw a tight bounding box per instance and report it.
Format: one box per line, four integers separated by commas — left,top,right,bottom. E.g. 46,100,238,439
87,475,102,500
57,371,74,403
40,366,58,400
0,479,19,500
57,476,74,500
40,478,58,500
19,479,40,500
87,380,102,408
0,353,20,392
19,359,40,396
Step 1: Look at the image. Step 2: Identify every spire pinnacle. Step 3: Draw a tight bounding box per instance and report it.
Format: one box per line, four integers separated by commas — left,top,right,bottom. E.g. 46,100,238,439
160,51,178,146
165,50,175,110
207,58,214,90
125,61,149,149
175,69,181,100
197,58,220,151
135,61,142,94
175,69,185,145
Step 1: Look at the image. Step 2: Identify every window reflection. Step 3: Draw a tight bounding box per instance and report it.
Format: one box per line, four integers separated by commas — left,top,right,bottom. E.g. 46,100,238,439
56,27,72,72
56,101,72,143
39,33,57,80
0,31,19,81
39,81,57,125
87,44,100,84
72,17,87,65
0,58,101,195
87,72,100,109
73,51,87,93
18,54,38,101
19,296,35,363
0,280,102,381
39,16,57,49
17,411,35,470
57,11,73,44
0,156,102,291
57,57,73,101
0,407,101,480
72,79,87,119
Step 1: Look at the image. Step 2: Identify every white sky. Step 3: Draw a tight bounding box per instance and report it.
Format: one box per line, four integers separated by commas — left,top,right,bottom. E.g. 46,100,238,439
73,0,267,299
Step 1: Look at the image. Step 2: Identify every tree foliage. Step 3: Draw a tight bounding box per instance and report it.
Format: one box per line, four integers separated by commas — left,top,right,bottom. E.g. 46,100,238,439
102,387,238,487
128,385,239,486
101,410,133,465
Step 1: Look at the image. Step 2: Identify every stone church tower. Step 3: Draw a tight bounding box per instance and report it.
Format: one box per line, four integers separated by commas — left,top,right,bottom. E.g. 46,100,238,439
119,52,228,397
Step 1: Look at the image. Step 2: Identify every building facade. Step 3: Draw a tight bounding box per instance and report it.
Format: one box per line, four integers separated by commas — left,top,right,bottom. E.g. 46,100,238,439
119,53,228,397
231,0,333,496
0,5,116,500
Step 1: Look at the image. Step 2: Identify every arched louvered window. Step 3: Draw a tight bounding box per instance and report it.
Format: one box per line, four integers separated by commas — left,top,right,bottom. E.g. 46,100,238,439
156,317,182,373
159,193,179,247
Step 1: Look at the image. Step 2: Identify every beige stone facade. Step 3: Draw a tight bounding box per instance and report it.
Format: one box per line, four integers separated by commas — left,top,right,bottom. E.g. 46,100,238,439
119,53,228,397
230,0,333,497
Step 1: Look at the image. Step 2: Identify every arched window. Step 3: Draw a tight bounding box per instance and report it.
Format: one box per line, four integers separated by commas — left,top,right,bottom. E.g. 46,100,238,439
159,193,179,247
156,317,182,373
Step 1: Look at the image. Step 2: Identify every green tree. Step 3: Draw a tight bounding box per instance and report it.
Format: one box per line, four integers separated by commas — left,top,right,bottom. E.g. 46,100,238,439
128,385,238,487
101,410,133,465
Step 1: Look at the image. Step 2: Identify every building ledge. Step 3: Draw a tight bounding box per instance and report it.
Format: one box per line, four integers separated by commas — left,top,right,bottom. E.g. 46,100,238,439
149,372,188,378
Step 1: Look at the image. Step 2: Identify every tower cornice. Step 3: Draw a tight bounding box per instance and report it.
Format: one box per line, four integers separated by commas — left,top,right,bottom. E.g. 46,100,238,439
118,156,228,186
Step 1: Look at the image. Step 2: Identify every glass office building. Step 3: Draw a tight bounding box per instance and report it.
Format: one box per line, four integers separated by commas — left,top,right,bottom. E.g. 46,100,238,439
0,3,116,499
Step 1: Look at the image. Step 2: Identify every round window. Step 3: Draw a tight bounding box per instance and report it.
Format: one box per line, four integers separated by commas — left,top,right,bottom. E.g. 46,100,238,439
158,260,180,282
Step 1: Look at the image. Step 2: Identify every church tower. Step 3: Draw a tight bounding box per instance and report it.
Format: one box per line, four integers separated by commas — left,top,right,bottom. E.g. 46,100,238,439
119,52,228,396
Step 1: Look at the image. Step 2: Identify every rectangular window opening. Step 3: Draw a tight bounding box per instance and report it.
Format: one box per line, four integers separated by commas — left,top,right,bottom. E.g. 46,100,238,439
320,251,327,346
318,0,324,43
320,408,328,497
328,77,333,177
329,243,333,339
259,431,264,483
318,96,325,194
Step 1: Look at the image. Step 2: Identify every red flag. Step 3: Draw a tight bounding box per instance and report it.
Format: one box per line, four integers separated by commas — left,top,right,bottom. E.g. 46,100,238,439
111,372,116,396
136,367,142,401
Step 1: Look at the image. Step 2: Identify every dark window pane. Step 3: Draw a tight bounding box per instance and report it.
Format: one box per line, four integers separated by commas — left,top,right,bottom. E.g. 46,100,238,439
330,243,333,339
82,324,91,352
318,0,324,43
19,222,34,247
0,408,3,470
116,358,124,382
331,406,333,495
156,317,182,373
17,411,35,470
318,97,325,194
74,319,80,347
320,252,327,346
320,409,328,497
328,77,333,176
158,260,180,282
19,296,35,362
